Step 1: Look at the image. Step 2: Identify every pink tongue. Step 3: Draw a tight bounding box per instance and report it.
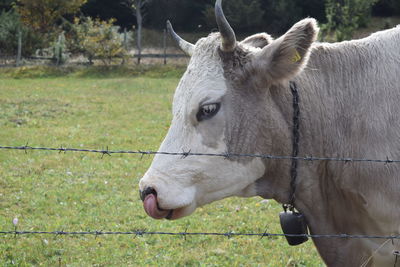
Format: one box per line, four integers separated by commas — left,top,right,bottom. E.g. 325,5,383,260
143,194,170,219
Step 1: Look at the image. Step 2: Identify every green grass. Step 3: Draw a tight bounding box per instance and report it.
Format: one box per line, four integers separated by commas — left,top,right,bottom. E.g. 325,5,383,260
0,67,323,266
0,65,186,79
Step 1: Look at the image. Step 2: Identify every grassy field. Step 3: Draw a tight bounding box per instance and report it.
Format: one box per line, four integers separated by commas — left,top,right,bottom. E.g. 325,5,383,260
0,66,323,266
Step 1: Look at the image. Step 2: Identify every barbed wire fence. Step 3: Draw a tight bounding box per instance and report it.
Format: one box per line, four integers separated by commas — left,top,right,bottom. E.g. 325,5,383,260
1,230,400,240
1,144,400,242
1,145,400,163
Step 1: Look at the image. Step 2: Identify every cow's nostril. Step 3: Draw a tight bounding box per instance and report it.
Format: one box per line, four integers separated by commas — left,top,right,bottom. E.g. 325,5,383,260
140,187,157,201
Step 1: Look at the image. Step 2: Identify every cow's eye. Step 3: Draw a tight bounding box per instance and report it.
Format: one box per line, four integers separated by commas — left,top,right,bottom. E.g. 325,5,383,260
196,103,221,122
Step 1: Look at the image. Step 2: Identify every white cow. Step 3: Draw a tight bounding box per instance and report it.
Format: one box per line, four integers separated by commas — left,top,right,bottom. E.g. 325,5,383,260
139,0,400,265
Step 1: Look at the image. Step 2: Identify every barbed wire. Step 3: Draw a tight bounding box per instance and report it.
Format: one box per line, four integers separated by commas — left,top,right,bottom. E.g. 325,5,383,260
1,230,400,240
2,144,400,242
0,145,399,164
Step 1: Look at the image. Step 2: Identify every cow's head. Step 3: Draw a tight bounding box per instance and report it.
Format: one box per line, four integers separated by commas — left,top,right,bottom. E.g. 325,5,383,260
139,0,319,220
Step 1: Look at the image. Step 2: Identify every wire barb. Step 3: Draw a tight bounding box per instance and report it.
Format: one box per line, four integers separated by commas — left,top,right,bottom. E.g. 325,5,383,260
101,146,111,159
260,226,270,240
181,149,191,159
386,156,393,164
23,142,31,154
224,231,233,239
180,227,189,241
134,230,145,238
58,145,66,154
95,230,103,239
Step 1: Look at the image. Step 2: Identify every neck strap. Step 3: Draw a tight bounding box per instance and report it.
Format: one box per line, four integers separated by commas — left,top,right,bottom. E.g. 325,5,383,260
283,81,300,212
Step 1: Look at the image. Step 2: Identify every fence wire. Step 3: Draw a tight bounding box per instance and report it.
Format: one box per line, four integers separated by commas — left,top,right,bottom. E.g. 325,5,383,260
1,143,400,241
1,230,400,240
1,145,400,164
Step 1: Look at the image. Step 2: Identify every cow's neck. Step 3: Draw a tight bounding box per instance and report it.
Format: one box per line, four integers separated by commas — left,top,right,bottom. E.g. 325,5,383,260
257,44,370,259
289,44,368,234
255,27,400,266
258,54,364,266
262,41,400,264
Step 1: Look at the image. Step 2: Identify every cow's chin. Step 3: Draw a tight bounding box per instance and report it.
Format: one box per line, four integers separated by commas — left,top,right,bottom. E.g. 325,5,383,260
166,204,196,220
142,193,197,220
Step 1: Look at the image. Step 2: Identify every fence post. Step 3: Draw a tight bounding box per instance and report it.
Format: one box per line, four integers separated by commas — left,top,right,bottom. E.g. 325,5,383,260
56,33,61,66
16,29,22,67
122,28,128,65
59,34,63,66
123,28,128,50
163,29,167,65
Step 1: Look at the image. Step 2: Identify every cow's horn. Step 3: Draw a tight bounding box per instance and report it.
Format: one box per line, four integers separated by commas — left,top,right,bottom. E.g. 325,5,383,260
215,0,236,52
166,20,194,56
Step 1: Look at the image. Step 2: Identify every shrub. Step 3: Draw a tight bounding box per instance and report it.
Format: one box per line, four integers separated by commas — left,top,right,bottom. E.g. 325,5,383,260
69,17,128,65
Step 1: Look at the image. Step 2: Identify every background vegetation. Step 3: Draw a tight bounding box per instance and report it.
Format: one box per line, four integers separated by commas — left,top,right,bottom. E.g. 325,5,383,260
0,0,400,63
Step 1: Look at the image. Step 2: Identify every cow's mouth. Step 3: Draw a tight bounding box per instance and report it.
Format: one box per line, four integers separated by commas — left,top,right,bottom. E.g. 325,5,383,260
143,194,174,219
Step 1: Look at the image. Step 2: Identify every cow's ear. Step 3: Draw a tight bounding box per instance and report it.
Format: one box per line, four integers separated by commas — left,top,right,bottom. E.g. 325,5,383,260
251,18,319,83
240,33,273,49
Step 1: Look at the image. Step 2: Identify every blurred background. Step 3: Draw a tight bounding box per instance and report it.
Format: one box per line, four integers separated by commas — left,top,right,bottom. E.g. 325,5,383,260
0,0,399,66
1,2,399,265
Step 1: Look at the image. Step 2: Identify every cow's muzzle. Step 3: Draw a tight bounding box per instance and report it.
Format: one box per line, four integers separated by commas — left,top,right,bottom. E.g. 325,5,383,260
139,187,173,219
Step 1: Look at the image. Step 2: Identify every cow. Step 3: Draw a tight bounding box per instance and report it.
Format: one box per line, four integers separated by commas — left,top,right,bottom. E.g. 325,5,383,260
139,0,400,265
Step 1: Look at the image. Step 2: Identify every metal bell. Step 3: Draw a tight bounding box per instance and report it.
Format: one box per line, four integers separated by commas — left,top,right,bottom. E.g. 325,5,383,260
279,210,309,246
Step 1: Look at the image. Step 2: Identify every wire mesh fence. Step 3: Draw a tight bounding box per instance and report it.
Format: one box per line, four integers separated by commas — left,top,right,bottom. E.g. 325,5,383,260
0,28,190,68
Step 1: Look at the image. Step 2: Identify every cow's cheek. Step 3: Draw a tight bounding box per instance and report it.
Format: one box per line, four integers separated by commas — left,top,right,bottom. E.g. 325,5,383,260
194,158,266,205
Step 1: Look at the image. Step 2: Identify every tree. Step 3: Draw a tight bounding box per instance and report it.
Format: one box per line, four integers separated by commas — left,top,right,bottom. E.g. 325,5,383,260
258,0,302,34
373,0,400,16
81,0,135,29
134,0,145,64
296,0,326,23
0,9,42,56
16,0,87,35
203,0,264,32
123,0,151,64
0,0,14,11
145,0,208,31
321,0,378,41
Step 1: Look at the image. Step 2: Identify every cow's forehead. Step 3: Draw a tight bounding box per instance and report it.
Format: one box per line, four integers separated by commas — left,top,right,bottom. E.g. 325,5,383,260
172,33,226,116
189,33,222,74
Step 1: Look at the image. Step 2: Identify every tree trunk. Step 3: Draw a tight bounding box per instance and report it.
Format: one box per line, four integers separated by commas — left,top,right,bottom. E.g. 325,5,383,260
163,29,167,65
136,0,142,64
